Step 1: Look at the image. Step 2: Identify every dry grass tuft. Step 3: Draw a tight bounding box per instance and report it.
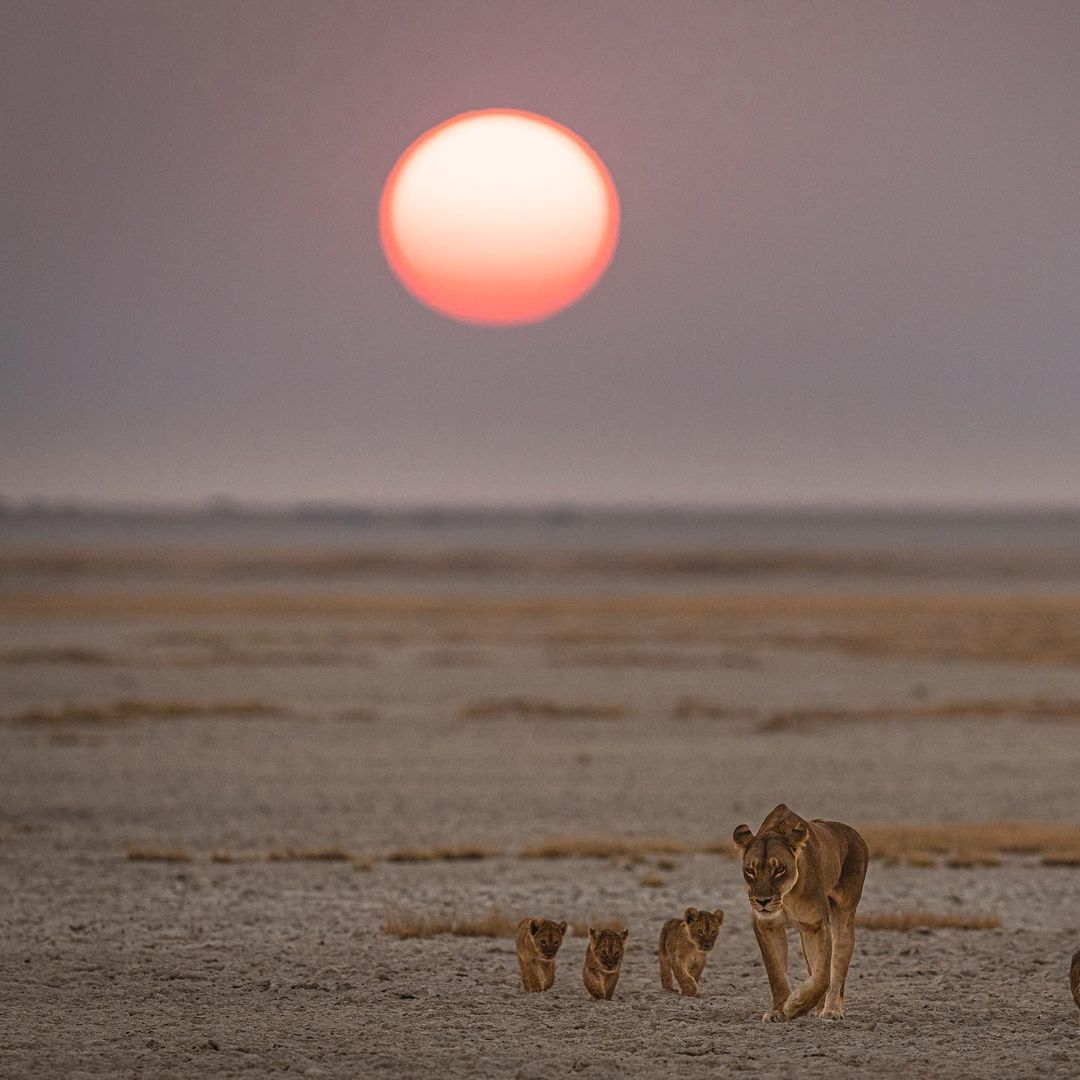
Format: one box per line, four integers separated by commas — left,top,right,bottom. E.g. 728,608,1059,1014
1041,851,1080,867
761,699,1080,732
351,857,375,872
383,907,518,940
10,699,290,725
458,698,626,722
385,845,501,863
672,697,750,721
0,647,113,666
639,871,666,888
857,910,1001,931
521,835,735,860
210,851,258,864
267,847,351,862
945,850,1002,868
126,846,191,863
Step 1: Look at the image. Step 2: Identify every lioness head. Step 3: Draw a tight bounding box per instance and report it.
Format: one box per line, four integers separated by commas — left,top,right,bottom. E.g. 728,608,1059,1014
588,927,628,970
684,907,724,951
732,818,809,919
529,918,567,960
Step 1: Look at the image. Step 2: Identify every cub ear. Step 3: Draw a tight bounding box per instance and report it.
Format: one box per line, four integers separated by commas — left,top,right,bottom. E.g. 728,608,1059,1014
714,908,725,924
733,824,754,850
684,907,698,924
529,919,539,935
557,921,567,935
588,927,599,942
788,822,809,853
620,928,629,941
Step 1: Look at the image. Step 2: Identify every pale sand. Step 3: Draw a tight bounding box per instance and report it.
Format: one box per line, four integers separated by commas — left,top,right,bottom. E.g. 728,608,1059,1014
3,561,1080,1076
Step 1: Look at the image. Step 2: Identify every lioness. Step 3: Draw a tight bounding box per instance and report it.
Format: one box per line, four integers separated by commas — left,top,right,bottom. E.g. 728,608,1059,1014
659,907,724,996
515,917,567,992
733,804,868,1022
583,927,628,1000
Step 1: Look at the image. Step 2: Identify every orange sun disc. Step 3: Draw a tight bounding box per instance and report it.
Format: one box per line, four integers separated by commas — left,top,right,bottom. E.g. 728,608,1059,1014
379,109,620,326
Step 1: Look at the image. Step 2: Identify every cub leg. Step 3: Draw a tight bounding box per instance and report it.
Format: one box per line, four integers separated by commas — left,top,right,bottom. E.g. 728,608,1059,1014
659,949,675,991
753,919,791,1021
674,965,700,997
539,959,556,991
519,958,542,992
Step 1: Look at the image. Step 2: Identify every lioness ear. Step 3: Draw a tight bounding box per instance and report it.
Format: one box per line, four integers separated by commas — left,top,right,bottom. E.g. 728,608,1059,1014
733,825,753,850
788,822,809,853
529,919,539,935
714,908,725,924
620,928,629,941
557,921,567,935
684,907,698,924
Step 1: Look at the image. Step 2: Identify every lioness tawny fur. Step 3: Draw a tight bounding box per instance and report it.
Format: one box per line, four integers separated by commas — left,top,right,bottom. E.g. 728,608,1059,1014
659,907,724,996
515,917,567,992
583,927,628,1000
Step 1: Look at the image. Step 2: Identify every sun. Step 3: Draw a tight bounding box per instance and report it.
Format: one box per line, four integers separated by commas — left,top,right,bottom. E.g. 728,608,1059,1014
379,109,619,326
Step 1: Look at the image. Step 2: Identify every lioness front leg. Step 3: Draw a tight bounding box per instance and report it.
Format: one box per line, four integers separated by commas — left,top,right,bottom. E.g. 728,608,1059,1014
783,923,831,1019
753,919,791,1021
820,909,856,1020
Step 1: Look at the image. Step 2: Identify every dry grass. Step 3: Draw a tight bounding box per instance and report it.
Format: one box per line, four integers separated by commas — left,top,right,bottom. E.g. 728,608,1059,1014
458,698,626,722
859,821,1080,860
12,590,1080,670
1041,851,1080,866
267,847,352,862
209,851,259,864
383,908,519,940
521,834,735,859
126,846,191,863
8,699,290,725
856,910,1001,931
639,871,666,888
0,647,113,665
385,845,501,863
944,850,1003,868
383,909,623,940
672,697,751,721
761,699,1080,731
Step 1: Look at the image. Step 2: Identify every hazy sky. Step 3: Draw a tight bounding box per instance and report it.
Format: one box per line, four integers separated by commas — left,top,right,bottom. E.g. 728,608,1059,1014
3,0,1079,506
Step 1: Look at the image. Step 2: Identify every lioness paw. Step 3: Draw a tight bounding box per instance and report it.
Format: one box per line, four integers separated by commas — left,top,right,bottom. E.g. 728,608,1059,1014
818,1008,844,1022
762,1009,787,1023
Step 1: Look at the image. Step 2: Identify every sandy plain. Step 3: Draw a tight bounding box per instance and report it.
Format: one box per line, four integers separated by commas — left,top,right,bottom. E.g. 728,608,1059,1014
2,547,1080,1077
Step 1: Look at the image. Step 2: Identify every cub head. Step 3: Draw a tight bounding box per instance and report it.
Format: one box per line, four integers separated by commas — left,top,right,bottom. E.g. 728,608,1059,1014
588,927,628,971
732,818,808,919
683,907,724,951
529,918,567,960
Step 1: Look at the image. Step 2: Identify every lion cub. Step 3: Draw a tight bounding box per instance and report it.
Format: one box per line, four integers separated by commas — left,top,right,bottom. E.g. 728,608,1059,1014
659,907,724,996
583,927,628,1000
516,917,567,992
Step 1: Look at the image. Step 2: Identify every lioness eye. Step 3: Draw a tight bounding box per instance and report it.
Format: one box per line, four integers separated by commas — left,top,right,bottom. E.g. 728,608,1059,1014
774,867,785,877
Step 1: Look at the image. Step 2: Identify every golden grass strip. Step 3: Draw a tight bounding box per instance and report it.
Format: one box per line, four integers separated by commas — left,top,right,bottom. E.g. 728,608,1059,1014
857,910,1000,931
459,698,626,722
9,699,290,725
762,699,1080,731
522,835,737,859
126,846,192,863
859,822,1080,859
267,847,352,862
